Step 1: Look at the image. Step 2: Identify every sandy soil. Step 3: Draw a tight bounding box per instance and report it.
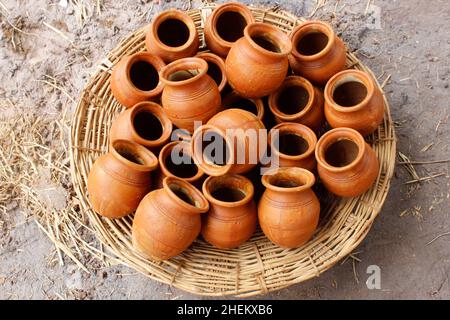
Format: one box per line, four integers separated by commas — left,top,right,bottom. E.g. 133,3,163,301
0,0,449,299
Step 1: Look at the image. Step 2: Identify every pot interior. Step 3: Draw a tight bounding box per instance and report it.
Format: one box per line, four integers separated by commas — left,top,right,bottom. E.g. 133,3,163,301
324,139,359,167
129,60,159,91
157,18,190,47
332,80,368,107
216,11,248,42
277,85,310,115
165,148,199,179
211,187,246,202
200,130,230,166
296,32,329,56
275,132,309,156
251,35,281,53
133,111,163,141
205,60,223,87
115,144,147,166
267,172,307,188
167,69,200,81
169,183,197,207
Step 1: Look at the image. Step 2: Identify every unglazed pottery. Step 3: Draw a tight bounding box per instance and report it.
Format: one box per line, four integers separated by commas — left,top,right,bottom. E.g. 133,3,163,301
110,52,166,108
196,52,227,93
201,174,257,249
204,2,255,57
145,9,199,62
324,70,384,136
87,140,158,219
132,177,209,260
315,127,379,197
268,75,324,131
222,91,264,120
289,21,347,85
258,167,320,248
160,57,221,133
226,22,292,98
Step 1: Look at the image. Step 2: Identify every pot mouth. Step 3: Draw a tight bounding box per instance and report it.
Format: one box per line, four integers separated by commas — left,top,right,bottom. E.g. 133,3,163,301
163,177,209,213
244,22,292,57
160,57,208,87
196,52,227,92
290,20,335,61
262,167,315,192
111,139,158,171
159,141,204,182
202,174,254,207
268,122,317,160
126,52,165,94
222,91,265,120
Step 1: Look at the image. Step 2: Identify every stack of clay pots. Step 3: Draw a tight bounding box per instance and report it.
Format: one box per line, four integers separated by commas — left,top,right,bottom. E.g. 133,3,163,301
87,2,384,261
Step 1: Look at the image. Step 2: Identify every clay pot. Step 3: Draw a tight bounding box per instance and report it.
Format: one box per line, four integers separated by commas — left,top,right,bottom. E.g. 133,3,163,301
109,101,172,151
258,167,320,248
110,52,166,108
268,75,324,131
160,57,221,133
222,91,264,120
132,177,209,260
315,127,379,197
267,122,317,171
289,21,347,85
145,9,199,63
192,109,266,176
324,70,385,136
226,22,292,98
201,174,257,249
87,140,158,219
196,52,227,93
204,2,255,57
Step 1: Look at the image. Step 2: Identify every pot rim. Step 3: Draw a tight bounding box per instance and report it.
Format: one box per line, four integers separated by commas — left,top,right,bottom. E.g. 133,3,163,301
110,139,158,172
222,91,265,120
262,167,315,193
202,174,254,208
159,57,209,87
244,22,292,58
163,176,209,213
125,52,166,96
195,52,227,92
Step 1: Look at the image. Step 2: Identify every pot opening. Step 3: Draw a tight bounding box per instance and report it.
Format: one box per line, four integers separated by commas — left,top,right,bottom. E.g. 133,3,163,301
332,81,368,107
169,183,197,207
201,130,230,166
129,60,159,91
267,174,306,188
216,11,248,42
325,139,359,167
276,133,309,156
224,97,258,115
168,69,200,81
296,32,329,56
277,85,310,115
115,145,147,165
251,35,281,53
165,149,199,179
133,111,163,141
211,187,246,202
206,61,223,87
157,18,190,47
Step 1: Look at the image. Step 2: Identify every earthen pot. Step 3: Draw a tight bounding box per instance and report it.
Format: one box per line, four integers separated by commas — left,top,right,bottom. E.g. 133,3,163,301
196,52,227,93
192,109,266,176
132,177,209,260
109,101,172,151
226,22,292,98
145,9,199,63
268,75,324,131
267,122,317,171
201,174,257,249
110,52,166,108
160,57,221,133
87,140,158,219
204,2,255,57
289,21,347,85
258,167,320,248
222,91,264,120
324,70,385,136
315,127,379,197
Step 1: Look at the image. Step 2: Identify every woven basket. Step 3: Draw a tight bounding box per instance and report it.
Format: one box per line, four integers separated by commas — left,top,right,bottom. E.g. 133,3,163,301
69,4,396,297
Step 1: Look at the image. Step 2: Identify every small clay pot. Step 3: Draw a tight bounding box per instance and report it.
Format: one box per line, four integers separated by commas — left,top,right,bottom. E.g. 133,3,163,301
87,140,158,219
196,52,227,93
268,75,324,131
110,52,166,108
204,2,255,57
132,177,209,260
324,70,385,136
201,174,257,249
160,57,221,133
267,122,317,171
109,101,172,151
226,22,292,98
222,91,264,120
315,127,379,197
192,109,266,176
289,21,347,85
258,167,320,248
145,9,199,63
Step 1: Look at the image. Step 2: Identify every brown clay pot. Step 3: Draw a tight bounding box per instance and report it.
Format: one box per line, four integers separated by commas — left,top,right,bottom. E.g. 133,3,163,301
87,140,158,219
258,167,320,248
324,70,385,136
132,177,209,260
289,21,347,85
109,101,172,151
110,52,166,108
222,91,264,120
268,75,324,131
204,2,255,57
192,109,266,176
315,127,379,197
196,52,227,93
160,57,221,133
145,9,199,63
201,174,257,249
226,22,292,98
267,122,317,171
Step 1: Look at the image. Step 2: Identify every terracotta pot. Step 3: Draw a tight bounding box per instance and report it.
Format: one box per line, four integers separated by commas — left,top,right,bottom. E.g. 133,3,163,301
258,167,320,248
110,52,166,108
268,75,324,131
132,177,209,260
315,127,379,197
109,101,172,151
324,70,385,136
160,57,221,133
204,2,255,57
226,22,292,98
87,140,158,219
196,52,227,93
267,122,317,171
222,91,264,120
192,109,266,176
201,174,257,249
289,21,347,85
145,9,199,63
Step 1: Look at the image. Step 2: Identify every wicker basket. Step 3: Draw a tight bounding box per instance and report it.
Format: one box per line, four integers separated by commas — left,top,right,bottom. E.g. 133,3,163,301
69,4,396,297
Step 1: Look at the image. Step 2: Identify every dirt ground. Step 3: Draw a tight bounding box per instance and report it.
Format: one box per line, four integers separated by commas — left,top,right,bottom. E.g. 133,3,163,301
0,0,449,300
